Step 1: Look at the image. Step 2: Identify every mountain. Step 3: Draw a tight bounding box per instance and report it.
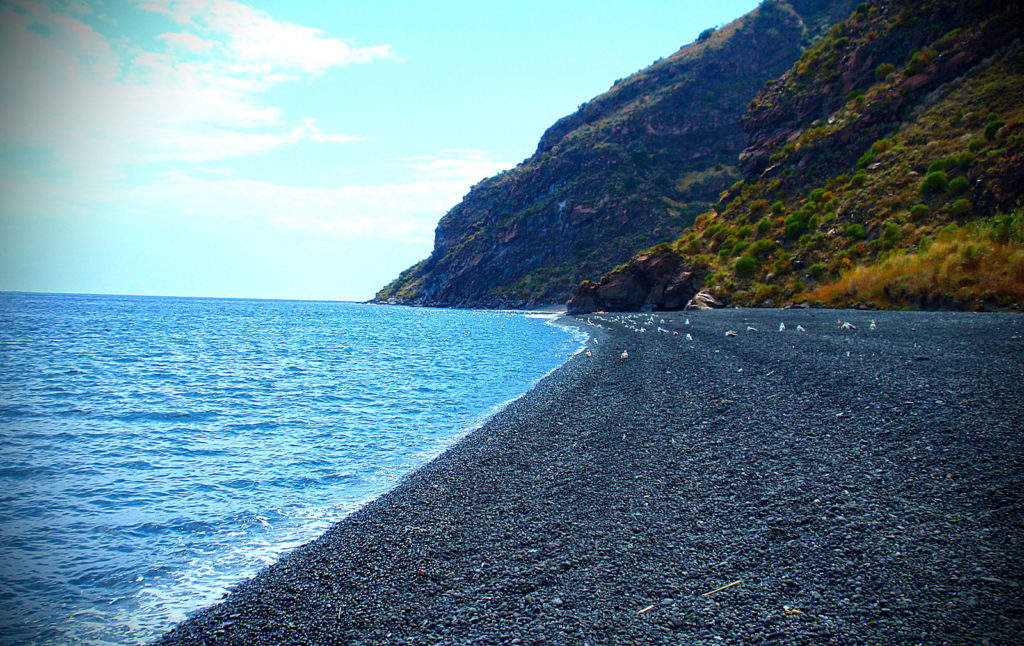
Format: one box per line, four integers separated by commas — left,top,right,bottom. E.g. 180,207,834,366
374,0,860,308
570,0,1024,313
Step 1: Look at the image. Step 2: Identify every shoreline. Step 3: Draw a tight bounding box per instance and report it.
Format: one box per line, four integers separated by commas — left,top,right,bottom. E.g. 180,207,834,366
156,309,1024,645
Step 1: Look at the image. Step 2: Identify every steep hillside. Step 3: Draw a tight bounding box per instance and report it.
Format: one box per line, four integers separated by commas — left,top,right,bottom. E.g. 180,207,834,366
570,0,1024,313
375,0,859,308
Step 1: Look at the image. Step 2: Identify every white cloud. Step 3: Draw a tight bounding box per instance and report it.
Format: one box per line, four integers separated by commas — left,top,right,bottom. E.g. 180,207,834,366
2,149,510,247
0,0,395,173
124,150,510,243
137,0,399,74
157,31,214,53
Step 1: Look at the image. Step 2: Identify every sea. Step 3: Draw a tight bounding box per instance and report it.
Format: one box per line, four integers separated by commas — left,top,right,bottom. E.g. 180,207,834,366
0,292,586,646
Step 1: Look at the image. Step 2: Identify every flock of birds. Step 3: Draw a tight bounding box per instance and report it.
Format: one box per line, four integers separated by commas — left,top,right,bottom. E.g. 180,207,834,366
579,312,878,359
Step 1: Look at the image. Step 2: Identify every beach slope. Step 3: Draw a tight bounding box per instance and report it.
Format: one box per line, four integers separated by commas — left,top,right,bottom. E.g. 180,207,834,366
157,309,1024,645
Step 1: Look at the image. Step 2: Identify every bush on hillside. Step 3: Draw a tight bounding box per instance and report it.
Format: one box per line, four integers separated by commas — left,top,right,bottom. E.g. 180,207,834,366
735,255,759,278
846,223,866,240
948,176,970,195
920,170,948,193
985,120,1006,141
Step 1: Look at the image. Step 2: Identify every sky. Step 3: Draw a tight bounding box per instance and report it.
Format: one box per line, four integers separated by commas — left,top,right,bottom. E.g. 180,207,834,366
0,0,761,301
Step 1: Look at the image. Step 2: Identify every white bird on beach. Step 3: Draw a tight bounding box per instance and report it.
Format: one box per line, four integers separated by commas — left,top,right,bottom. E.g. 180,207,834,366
796,324,806,333
746,325,758,332
686,333,693,342
620,350,629,359
585,350,592,357
869,320,877,330
779,322,786,332
726,330,739,337
685,318,690,326
840,321,856,330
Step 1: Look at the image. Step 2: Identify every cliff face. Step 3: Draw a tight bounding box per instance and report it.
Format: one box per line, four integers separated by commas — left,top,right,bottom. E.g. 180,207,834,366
570,0,1024,313
375,0,859,308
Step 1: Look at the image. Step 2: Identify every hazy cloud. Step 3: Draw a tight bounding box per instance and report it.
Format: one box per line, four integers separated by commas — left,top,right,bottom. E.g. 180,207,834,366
0,0,394,172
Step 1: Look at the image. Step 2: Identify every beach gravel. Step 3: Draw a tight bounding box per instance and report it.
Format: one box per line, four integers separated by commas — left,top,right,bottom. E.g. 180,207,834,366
156,309,1024,645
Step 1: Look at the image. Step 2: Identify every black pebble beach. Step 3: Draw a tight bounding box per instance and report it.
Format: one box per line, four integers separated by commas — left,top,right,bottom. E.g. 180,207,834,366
156,309,1024,645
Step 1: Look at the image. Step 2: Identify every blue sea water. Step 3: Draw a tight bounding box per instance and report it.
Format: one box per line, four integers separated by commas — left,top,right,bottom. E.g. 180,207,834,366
0,293,585,645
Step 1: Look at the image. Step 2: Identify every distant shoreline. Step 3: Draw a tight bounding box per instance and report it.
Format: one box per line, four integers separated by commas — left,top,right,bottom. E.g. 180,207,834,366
157,308,1024,645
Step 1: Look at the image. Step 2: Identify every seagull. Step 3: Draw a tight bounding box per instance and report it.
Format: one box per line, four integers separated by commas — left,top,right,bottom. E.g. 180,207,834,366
840,321,856,330
779,322,786,332
796,324,806,332
685,318,690,326
869,320,877,330
685,333,693,342
746,326,758,332
620,350,629,359
726,330,739,337
585,350,592,357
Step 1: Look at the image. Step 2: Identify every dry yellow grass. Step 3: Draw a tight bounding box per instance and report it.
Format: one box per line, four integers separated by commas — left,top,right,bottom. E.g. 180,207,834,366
804,226,1024,310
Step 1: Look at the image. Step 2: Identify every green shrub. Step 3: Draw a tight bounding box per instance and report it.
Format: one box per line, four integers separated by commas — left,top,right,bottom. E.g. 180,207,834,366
756,217,772,235
850,171,867,188
734,255,759,278
927,159,950,173
920,170,948,193
750,199,769,215
785,214,808,240
846,223,866,240
808,188,825,202
858,151,875,168
737,224,754,238
748,239,775,257
969,137,987,152
910,204,931,220
955,152,974,169
881,223,901,247
697,27,716,42
904,49,935,75
798,233,813,246
947,176,969,195
875,62,895,80
951,198,972,216
789,279,806,294
771,200,786,215
809,263,827,279
985,120,1006,141
871,138,892,154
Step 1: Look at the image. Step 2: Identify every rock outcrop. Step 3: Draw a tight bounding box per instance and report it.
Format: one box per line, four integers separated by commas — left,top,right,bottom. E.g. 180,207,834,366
375,0,859,308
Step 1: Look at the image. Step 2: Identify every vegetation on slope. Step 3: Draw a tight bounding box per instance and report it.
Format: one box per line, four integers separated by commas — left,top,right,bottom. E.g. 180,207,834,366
571,0,1024,312
805,210,1024,309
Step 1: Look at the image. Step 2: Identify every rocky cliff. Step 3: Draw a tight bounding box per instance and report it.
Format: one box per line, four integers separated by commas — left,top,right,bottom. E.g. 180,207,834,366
375,0,859,308
570,0,1024,313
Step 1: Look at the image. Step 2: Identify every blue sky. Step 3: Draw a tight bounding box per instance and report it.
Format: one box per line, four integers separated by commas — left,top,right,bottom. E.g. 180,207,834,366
0,0,761,301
